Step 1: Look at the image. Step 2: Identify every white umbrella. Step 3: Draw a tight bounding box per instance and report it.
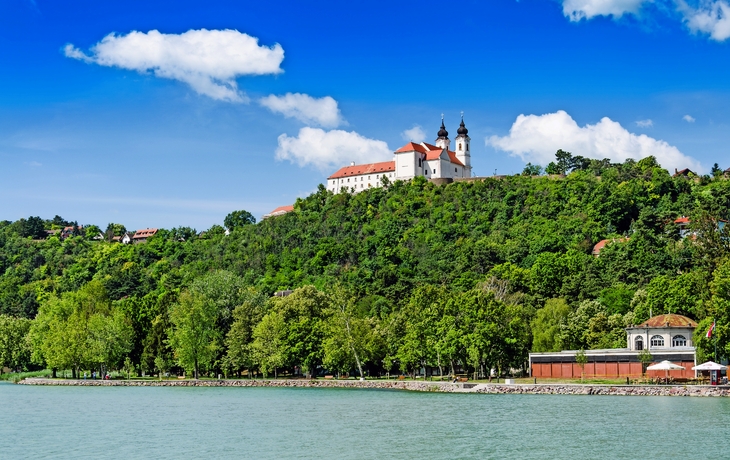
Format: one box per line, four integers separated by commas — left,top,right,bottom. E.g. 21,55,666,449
647,360,685,382
691,361,727,371
647,360,685,371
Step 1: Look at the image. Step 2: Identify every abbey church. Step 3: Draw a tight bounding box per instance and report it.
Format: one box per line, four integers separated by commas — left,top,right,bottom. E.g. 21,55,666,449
327,117,473,193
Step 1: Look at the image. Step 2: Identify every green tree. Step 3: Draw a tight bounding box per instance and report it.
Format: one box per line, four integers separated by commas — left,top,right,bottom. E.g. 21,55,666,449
29,281,115,378
531,298,570,352
224,210,256,230
224,290,267,376
575,349,587,382
251,311,286,378
168,289,220,379
0,315,32,373
269,286,328,377
522,163,543,176
323,287,380,378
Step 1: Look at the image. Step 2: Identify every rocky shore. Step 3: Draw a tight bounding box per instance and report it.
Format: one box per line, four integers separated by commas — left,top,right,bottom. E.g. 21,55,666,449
17,377,730,396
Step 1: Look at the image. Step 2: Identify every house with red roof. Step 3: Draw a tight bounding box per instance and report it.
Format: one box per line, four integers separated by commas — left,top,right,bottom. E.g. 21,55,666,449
132,228,158,244
263,205,294,219
327,117,472,193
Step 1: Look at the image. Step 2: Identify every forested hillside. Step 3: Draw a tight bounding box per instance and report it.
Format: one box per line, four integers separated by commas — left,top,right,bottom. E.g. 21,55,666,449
2,154,730,379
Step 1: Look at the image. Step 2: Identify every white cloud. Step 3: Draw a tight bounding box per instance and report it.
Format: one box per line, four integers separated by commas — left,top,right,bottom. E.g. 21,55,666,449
562,0,648,20
64,29,284,102
401,125,427,143
276,127,391,172
679,0,730,41
683,114,696,122
487,110,702,173
635,119,654,127
25,161,42,167
259,93,343,127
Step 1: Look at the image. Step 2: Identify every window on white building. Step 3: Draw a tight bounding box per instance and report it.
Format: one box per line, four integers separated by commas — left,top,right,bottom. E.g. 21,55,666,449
672,335,687,347
347,178,350,182
635,336,644,351
458,143,462,150
650,335,664,347
455,168,457,172
466,144,469,151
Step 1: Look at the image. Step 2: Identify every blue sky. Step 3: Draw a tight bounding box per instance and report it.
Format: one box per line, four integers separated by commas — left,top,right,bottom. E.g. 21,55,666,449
1,0,729,230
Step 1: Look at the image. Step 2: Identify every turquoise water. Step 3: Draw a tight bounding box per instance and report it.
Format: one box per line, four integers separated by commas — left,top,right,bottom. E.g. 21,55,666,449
1,382,729,459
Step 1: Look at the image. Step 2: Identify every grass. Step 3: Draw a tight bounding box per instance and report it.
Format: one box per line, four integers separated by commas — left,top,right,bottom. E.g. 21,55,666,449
0,369,53,383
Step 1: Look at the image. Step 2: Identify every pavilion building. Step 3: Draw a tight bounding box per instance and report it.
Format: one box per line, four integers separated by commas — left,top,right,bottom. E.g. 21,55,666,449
529,314,698,379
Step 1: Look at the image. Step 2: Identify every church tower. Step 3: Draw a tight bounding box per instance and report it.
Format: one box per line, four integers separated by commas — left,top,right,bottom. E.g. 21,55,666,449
454,114,471,176
434,116,450,151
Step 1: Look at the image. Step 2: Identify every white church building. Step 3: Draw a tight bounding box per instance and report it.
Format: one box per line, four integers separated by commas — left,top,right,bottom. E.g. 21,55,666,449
327,117,472,193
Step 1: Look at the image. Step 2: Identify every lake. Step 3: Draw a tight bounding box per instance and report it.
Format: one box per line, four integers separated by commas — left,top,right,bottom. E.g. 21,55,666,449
1,382,728,458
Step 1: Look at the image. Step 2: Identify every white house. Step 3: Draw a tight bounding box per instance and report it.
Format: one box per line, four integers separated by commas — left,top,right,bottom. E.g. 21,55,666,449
327,117,472,193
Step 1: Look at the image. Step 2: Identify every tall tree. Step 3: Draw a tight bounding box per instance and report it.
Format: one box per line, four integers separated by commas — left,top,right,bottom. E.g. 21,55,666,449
168,289,220,379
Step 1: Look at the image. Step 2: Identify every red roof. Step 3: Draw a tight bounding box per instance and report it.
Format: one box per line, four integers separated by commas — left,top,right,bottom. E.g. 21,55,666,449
675,217,690,225
424,149,464,166
269,205,294,214
638,314,697,328
592,237,628,255
395,142,427,154
328,161,395,179
133,228,158,239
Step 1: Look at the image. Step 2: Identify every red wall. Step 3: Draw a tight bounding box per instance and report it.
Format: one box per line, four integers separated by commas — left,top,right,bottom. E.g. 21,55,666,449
531,361,695,379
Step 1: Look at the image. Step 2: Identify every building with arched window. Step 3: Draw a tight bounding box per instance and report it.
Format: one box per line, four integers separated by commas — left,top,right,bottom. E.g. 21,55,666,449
529,314,698,379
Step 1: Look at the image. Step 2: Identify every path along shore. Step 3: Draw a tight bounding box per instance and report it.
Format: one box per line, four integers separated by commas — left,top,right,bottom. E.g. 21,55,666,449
17,378,730,397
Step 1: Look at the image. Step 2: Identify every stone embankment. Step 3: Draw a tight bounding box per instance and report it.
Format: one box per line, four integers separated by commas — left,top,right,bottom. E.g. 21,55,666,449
17,378,730,396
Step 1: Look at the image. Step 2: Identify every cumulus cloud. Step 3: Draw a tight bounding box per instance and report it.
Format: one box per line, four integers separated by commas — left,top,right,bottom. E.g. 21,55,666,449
679,0,730,41
635,119,654,127
64,29,284,102
259,93,343,127
562,0,648,20
401,125,426,143
276,127,392,172
683,114,696,122
487,110,702,174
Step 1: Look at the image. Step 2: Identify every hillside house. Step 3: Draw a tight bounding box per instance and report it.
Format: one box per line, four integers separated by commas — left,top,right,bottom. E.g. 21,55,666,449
132,228,157,244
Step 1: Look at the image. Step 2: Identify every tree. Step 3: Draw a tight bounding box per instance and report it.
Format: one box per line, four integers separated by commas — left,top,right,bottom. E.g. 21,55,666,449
251,312,286,378
638,348,653,376
168,289,220,379
29,281,117,378
575,349,587,382
0,315,32,373
531,298,570,352
522,163,543,176
323,287,380,378
224,290,267,376
711,163,722,178
123,357,135,380
224,210,256,230
269,286,328,377
21,216,46,239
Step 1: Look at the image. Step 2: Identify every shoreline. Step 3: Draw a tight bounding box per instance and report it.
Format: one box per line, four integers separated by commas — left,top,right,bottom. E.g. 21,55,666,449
17,378,730,396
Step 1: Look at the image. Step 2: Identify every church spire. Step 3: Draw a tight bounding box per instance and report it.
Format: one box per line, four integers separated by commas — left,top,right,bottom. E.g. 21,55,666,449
437,115,449,139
